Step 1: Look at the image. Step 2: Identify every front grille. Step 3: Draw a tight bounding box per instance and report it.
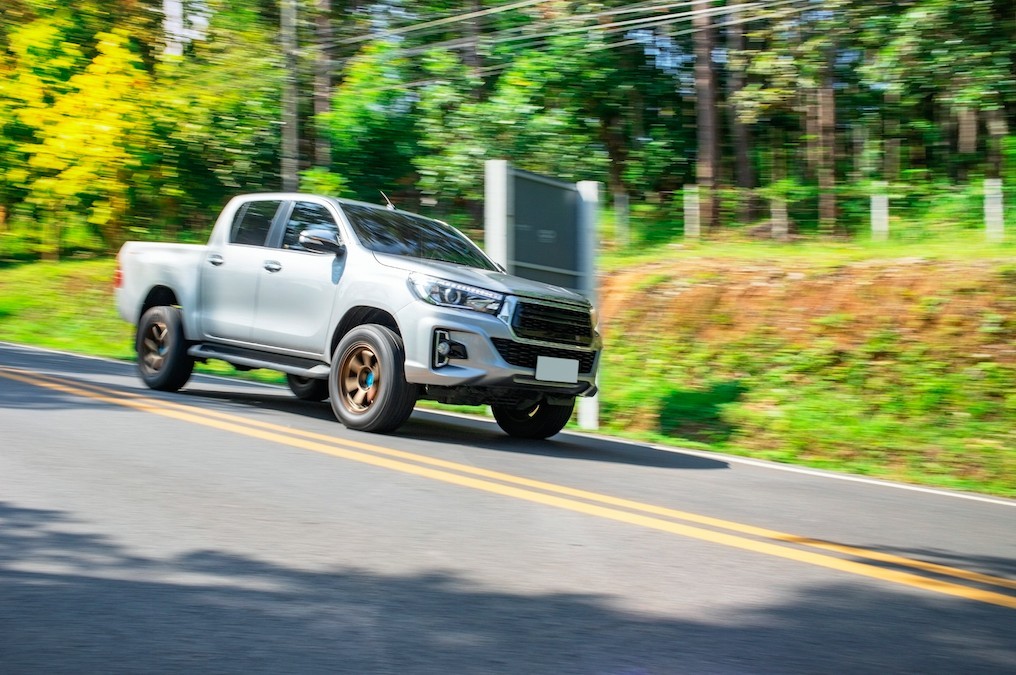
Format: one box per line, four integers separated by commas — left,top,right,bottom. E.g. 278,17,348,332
512,302,594,346
491,338,596,374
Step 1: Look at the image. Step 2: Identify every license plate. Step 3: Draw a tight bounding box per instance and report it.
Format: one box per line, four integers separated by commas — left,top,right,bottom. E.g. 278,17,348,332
536,356,579,383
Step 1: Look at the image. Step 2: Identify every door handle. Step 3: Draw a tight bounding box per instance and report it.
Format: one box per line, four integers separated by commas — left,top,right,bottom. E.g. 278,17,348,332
263,261,282,273
208,254,224,266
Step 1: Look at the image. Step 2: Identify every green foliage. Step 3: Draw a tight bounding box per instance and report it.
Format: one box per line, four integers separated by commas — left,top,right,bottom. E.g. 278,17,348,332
299,168,348,197
414,35,610,205
318,41,419,202
0,1,1014,258
136,4,284,234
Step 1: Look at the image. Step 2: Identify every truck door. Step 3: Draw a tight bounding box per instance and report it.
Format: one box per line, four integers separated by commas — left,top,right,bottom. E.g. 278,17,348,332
250,200,346,355
199,199,283,343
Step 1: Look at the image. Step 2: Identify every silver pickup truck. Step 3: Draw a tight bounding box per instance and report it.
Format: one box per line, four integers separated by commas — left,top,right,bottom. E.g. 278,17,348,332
115,193,600,438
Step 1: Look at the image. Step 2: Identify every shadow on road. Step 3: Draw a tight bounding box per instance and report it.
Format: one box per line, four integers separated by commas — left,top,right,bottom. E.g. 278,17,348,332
403,410,729,471
178,386,729,471
1,500,1013,674
0,346,725,471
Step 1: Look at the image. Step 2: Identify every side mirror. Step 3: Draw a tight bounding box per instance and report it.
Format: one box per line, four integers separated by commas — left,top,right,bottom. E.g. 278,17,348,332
299,228,345,255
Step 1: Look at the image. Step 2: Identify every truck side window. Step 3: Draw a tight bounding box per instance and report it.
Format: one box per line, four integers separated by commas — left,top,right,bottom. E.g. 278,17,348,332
230,200,281,246
282,202,339,250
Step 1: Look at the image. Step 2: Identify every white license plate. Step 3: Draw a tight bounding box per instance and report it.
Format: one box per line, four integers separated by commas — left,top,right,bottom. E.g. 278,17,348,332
535,356,579,383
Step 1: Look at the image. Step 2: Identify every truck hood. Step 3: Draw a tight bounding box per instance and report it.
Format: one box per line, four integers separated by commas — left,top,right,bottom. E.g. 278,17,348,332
372,253,591,307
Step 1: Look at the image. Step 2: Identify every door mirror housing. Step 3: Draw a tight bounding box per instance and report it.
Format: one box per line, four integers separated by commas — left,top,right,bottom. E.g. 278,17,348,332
299,229,345,255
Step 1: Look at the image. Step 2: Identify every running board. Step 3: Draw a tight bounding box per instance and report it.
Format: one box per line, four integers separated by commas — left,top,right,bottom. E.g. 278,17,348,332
188,344,330,379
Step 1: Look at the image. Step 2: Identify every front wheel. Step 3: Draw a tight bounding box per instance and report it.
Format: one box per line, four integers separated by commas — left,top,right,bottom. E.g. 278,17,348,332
492,399,575,439
286,374,329,401
329,324,417,433
136,305,194,392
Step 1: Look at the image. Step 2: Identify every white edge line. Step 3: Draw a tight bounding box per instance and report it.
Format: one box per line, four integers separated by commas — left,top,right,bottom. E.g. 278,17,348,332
3,341,1014,508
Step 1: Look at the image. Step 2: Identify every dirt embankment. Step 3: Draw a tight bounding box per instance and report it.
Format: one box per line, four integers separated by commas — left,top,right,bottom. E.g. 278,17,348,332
599,258,1016,364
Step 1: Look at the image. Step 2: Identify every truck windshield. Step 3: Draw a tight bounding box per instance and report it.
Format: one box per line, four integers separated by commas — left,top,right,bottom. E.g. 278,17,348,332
341,204,498,271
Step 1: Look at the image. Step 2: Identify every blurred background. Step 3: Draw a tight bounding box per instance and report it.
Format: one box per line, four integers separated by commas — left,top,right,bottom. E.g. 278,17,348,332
0,0,1013,255
0,0,1013,494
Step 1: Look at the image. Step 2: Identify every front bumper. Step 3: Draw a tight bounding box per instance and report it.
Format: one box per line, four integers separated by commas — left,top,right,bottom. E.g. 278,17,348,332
396,301,600,399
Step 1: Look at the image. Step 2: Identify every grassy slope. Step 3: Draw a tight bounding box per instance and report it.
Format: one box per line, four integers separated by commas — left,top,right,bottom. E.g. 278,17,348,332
0,259,133,359
599,236,1016,497
1,246,1013,497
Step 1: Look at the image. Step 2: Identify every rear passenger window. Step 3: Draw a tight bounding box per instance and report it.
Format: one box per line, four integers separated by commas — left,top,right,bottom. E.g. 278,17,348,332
230,200,281,246
282,202,339,250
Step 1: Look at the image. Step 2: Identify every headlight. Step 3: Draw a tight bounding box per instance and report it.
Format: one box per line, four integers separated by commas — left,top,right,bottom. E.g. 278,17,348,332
410,274,504,314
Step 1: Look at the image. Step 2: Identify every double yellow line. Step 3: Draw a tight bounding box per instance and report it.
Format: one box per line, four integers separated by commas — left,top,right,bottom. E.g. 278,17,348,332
3,364,1015,610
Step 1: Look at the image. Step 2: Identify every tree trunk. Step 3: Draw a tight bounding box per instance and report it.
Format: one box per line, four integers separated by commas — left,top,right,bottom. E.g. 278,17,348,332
986,108,1008,179
805,88,819,181
726,0,756,223
884,90,900,182
956,107,978,183
957,107,978,155
818,57,836,234
313,0,332,168
693,2,719,231
280,0,299,191
463,0,482,74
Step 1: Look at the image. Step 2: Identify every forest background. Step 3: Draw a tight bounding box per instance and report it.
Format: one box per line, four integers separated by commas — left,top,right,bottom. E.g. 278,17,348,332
0,0,1014,496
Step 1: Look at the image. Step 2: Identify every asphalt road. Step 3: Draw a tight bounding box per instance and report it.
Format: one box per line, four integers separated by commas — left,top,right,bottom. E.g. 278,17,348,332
1,342,1014,674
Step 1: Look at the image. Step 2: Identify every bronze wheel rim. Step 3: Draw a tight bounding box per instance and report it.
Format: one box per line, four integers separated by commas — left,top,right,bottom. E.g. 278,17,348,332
140,320,169,373
339,342,380,413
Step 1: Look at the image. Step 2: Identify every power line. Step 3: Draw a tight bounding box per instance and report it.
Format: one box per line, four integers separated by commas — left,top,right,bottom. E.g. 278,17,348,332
328,0,730,52
590,0,809,51
495,1,756,49
350,0,809,92
389,0,795,60
330,0,552,47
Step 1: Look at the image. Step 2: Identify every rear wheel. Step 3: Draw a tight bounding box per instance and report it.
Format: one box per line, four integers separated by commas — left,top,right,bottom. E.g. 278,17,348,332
492,399,575,439
329,324,417,433
136,305,194,392
286,374,329,401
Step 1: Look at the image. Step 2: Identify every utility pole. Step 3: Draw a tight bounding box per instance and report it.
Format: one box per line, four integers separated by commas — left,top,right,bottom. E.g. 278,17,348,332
314,0,332,168
693,1,719,231
281,0,299,191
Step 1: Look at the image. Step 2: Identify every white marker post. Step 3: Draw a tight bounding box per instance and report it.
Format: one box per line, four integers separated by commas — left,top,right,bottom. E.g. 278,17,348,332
985,179,1004,243
872,181,889,242
684,185,700,238
771,198,789,241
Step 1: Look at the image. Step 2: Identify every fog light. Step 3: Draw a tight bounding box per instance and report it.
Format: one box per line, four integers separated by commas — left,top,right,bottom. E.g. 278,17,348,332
433,330,467,369
434,330,452,368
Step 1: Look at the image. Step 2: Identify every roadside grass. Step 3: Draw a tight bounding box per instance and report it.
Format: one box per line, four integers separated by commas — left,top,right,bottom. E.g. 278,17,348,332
0,259,132,359
601,227,1016,272
1,242,1014,498
596,239,1016,498
0,258,283,384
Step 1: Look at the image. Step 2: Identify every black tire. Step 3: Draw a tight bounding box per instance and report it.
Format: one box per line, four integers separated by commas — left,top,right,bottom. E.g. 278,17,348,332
286,374,329,401
329,324,417,433
492,399,575,439
136,305,194,392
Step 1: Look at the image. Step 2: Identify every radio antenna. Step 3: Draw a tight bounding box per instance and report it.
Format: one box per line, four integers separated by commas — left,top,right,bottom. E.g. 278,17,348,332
380,190,396,210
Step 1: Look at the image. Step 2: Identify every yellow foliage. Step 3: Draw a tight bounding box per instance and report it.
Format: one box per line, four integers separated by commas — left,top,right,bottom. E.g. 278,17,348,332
4,20,153,239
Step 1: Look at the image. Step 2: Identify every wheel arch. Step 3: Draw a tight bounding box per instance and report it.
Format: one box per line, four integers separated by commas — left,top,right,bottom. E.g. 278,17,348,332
330,305,400,358
141,285,180,317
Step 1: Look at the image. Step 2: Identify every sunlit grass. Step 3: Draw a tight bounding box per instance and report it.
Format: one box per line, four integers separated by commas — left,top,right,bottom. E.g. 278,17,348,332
0,258,133,359
600,227,1016,272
